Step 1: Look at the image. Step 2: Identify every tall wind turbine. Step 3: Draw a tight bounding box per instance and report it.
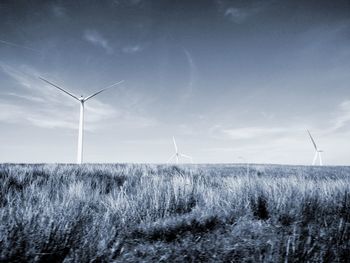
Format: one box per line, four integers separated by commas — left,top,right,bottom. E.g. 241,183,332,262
307,129,323,166
167,136,193,164
39,77,124,164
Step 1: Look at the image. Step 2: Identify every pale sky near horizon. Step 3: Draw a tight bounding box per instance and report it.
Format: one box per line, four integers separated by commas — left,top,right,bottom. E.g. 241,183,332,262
0,0,350,165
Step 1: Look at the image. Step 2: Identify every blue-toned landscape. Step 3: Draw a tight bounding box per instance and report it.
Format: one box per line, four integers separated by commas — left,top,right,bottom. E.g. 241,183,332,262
1,1,350,262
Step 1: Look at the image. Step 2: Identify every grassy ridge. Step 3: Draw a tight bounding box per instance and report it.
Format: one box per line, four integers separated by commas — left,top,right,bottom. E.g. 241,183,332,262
0,164,349,262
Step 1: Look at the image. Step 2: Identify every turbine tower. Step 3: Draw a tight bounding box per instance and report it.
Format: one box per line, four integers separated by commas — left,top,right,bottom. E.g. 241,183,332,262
307,129,323,166
167,136,193,164
39,77,123,164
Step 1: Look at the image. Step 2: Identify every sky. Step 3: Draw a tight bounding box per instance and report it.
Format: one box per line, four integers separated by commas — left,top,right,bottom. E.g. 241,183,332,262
0,0,350,165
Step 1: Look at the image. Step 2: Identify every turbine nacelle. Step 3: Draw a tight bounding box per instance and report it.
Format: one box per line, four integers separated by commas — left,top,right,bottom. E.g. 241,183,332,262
167,136,193,164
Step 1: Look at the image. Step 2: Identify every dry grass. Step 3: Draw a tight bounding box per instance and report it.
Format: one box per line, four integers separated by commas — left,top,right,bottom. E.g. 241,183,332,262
0,163,349,262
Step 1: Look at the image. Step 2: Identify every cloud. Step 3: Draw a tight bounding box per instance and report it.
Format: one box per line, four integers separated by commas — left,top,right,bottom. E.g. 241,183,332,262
0,102,25,123
0,64,40,90
112,0,143,7
129,0,142,5
83,30,113,54
0,101,77,129
224,8,249,24
0,39,41,53
2,92,45,103
51,5,66,18
331,100,350,131
84,100,118,125
122,45,143,54
216,0,271,24
0,63,117,130
204,124,317,164
209,122,309,141
221,127,286,140
0,63,157,131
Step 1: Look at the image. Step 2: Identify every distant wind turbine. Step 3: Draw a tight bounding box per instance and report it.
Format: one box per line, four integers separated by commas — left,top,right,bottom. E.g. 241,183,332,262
307,129,323,166
39,77,124,164
167,136,193,164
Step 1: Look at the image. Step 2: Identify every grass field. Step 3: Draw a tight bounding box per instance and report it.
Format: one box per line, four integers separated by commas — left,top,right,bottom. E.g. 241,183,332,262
0,163,349,262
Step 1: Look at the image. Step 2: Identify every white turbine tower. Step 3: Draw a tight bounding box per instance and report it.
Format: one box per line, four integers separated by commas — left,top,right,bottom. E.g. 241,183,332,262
307,129,323,166
167,136,193,164
39,77,124,164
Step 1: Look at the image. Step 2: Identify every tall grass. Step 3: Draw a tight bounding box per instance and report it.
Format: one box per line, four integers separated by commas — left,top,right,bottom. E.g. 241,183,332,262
0,163,349,262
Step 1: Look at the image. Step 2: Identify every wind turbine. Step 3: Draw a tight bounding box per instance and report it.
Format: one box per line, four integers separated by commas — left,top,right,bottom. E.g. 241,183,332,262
306,129,323,166
39,77,124,164
167,136,193,164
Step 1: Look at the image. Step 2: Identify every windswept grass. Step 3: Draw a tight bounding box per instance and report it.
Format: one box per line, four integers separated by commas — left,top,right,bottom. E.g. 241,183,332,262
0,164,349,262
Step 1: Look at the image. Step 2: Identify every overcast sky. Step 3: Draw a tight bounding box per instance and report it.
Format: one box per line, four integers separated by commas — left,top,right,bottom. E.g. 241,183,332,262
0,0,349,164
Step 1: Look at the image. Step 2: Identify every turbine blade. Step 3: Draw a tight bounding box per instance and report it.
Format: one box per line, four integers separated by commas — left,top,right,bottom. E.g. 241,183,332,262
39,77,79,101
180,154,193,163
84,80,124,101
172,136,178,153
166,153,176,164
180,153,192,159
307,129,318,151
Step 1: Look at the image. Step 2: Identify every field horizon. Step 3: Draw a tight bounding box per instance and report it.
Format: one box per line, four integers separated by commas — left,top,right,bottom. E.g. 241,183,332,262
3,162,350,168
